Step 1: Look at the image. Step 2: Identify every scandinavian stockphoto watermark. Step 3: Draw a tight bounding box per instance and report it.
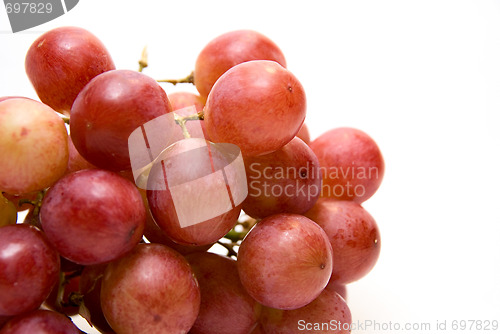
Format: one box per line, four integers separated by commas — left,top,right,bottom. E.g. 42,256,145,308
297,319,499,332
247,162,381,201
128,106,248,228
3,0,79,33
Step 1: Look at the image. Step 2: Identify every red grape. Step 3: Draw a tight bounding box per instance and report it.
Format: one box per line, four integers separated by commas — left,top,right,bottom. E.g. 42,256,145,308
0,98,68,194
40,169,146,265
147,138,242,246
25,26,115,115
70,69,172,171
65,135,96,175
296,123,311,144
0,309,80,334
310,127,384,202
186,252,261,334
0,194,17,227
237,214,333,310
101,243,201,334
260,288,352,334
139,189,212,254
194,30,286,98
168,91,205,112
326,280,348,302
243,137,321,218
204,60,306,156
0,224,60,317
305,198,381,284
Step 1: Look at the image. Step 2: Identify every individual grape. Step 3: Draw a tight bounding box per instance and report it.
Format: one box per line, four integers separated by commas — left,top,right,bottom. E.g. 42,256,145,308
204,60,306,157
310,127,384,202
296,123,311,144
78,264,114,334
25,26,115,115
237,214,333,310
194,29,287,99
65,135,96,175
70,69,172,171
168,91,205,112
242,137,321,219
186,252,261,334
0,98,68,194
0,309,81,334
0,224,60,317
147,138,242,246
101,243,201,334
326,280,348,302
40,169,146,265
139,188,212,254
305,198,381,284
0,194,17,227
143,206,213,254
260,288,352,334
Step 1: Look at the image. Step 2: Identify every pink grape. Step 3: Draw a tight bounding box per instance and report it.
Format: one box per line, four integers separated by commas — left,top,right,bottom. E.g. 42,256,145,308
243,137,321,218
168,91,205,111
326,280,348,301
100,243,201,334
296,123,311,144
204,60,306,156
0,224,60,317
0,98,68,194
139,189,212,254
260,288,352,334
147,138,241,246
65,135,96,175
237,214,333,310
310,127,384,202
40,169,146,265
194,29,286,98
0,309,80,334
70,69,172,171
305,198,381,284
25,26,115,115
186,252,261,334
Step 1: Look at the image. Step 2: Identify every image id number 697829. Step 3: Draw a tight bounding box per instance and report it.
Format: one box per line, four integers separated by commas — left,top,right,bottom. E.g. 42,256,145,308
5,2,53,14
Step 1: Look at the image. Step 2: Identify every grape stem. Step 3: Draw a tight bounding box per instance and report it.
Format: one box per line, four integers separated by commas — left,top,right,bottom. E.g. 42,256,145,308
19,190,45,222
138,46,148,72
157,71,195,85
173,111,205,139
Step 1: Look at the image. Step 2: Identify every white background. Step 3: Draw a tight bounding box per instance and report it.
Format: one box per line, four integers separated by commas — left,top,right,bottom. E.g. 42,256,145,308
1,1,500,333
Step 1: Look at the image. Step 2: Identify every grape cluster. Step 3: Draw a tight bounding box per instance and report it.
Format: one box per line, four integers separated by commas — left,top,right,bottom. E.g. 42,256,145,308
0,27,385,334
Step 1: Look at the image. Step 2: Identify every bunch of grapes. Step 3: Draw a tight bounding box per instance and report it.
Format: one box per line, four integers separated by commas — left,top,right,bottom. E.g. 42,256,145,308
0,27,385,334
